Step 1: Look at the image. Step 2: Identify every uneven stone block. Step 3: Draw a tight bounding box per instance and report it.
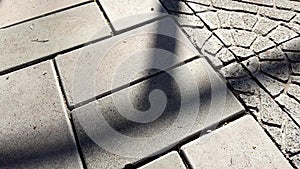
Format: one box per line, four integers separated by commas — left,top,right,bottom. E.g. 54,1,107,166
211,0,258,14
181,116,293,169
292,63,300,74
286,52,300,62
0,0,90,28
255,73,285,96
101,0,167,31
0,61,82,169
231,30,257,47
230,13,258,31
281,37,300,52
56,17,200,106
276,94,300,126
268,26,298,44
229,46,255,60
260,61,290,82
220,62,249,78
258,47,286,60
182,26,212,48
253,17,278,36
72,58,244,169
251,36,275,53
198,11,220,30
259,7,296,22
138,152,185,169
216,48,236,64
214,29,234,47
0,3,110,73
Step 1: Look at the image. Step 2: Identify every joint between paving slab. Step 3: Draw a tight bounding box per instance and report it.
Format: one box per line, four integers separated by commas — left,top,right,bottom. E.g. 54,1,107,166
95,0,116,35
70,56,201,110
177,149,194,169
0,1,94,30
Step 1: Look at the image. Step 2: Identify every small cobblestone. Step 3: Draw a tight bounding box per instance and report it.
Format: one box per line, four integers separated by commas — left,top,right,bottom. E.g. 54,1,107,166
232,29,257,47
220,62,249,78
284,119,300,154
251,36,276,53
198,11,220,30
268,26,298,44
202,35,223,55
291,76,300,85
259,7,296,22
216,48,236,64
255,73,285,96
292,63,300,74
258,47,286,60
217,11,232,28
253,17,278,36
286,52,300,62
228,77,258,94
275,94,300,126
287,84,300,100
211,0,258,14
183,27,212,48
284,23,300,34
242,56,259,75
230,12,258,31
281,37,300,52
260,61,290,82
229,46,255,60
214,29,234,47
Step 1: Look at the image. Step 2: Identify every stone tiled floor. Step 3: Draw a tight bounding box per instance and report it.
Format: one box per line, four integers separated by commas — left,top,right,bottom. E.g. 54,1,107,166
0,0,299,169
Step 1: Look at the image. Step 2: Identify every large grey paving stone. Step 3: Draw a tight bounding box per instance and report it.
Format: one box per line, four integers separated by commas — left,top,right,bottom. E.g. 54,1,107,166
0,61,82,169
0,0,90,28
181,115,293,169
138,151,185,169
55,17,200,107
100,0,167,31
0,3,111,74
72,58,244,169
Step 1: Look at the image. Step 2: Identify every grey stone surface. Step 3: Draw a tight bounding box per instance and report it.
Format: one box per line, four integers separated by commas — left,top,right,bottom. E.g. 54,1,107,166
0,61,82,169
287,83,300,100
56,17,200,106
285,22,300,34
211,0,258,14
276,94,300,126
0,3,110,73
268,26,298,44
138,152,185,169
281,37,300,52
220,62,249,78
202,35,223,55
216,48,236,64
291,154,300,167
198,11,220,30
182,26,212,48
230,13,257,31
260,61,290,81
231,30,257,48
255,73,285,96
214,29,235,47
253,17,278,36
258,47,286,60
251,36,275,53
229,46,255,60
286,52,300,62
291,76,300,85
181,115,293,169
237,0,274,7
72,58,244,169
241,57,259,75
0,0,90,28
259,7,296,22
172,13,204,28
101,0,167,32
292,63,300,74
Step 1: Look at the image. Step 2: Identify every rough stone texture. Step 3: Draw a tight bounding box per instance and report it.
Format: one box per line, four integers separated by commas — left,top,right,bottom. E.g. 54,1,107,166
255,73,285,96
258,47,286,60
286,52,300,62
251,36,275,53
198,11,220,30
291,154,300,167
287,84,300,99
285,23,300,34
181,116,293,169
211,0,258,14
187,2,215,13
231,30,257,47
260,61,290,81
276,94,300,126
292,63,300,74
291,76,300,85
268,26,298,44
220,62,249,78
0,61,82,169
202,35,223,55
216,48,236,64
229,46,255,60
101,0,167,31
0,0,90,28
0,3,110,73
281,37,300,52
253,17,278,36
72,58,244,169
259,7,296,22
172,13,204,28
183,26,212,48
241,56,259,75
230,13,258,31
214,29,235,47
56,17,199,106
138,152,186,169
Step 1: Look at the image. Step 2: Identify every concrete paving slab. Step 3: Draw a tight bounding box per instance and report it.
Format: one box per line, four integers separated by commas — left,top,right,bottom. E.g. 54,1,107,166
55,17,200,107
100,0,167,32
0,3,110,74
72,58,244,169
138,151,185,169
0,61,82,169
181,115,293,169
0,0,90,28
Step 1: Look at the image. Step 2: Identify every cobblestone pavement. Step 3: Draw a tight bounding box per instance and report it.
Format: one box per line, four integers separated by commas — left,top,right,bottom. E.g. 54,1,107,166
0,0,299,169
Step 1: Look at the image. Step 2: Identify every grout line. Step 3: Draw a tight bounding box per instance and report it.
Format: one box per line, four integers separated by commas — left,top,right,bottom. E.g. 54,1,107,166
178,149,194,169
0,1,94,29
95,0,116,35
70,56,201,110
52,59,88,169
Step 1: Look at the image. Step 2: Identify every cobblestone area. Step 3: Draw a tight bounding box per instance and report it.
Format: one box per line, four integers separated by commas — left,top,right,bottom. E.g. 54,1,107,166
1,0,299,168
160,0,300,167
